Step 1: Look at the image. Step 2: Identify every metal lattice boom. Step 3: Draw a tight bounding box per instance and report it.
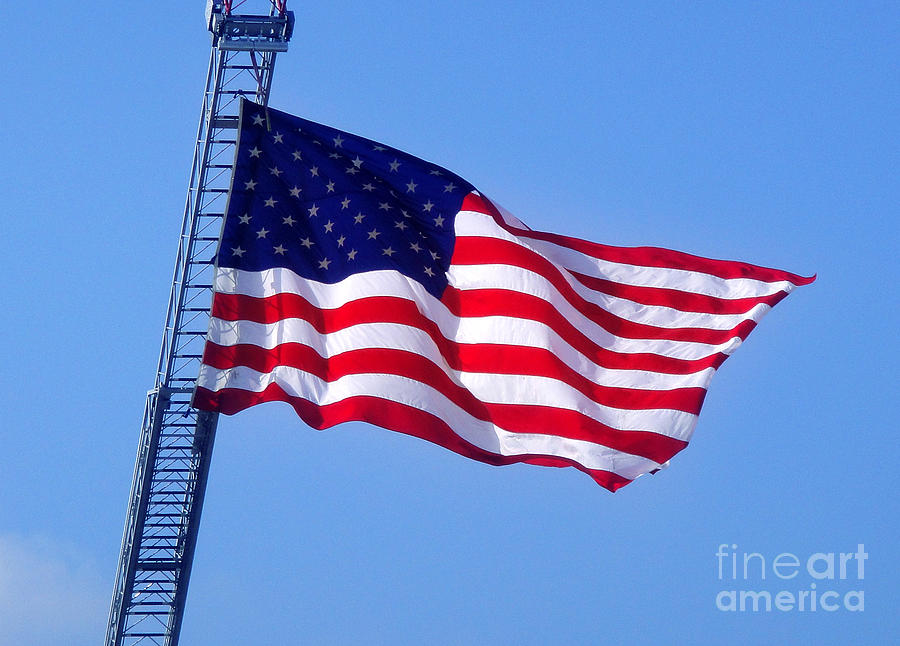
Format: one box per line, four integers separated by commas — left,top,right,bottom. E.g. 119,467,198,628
106,4,293,645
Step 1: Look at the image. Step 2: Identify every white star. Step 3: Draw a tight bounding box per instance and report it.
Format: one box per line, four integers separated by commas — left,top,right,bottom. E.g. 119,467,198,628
341,197,351,209
326,180,335,193
389,159,401,172
406,180,417,193
367,228,380,239
345,166,359,175
300,237,314,248
264,197,277,208
336,235,346,247
238,213,251,224
252,114,265,126
422,200,434,212
273,244,287,255
243,179,257,190
282,215,296,226
289,186,301,198
373,145,386,152
424,266,435,277
382,247,396,257
319,257,332,269
333,135,344,148
353,213,365,224
310,166,319,177
256,227,270,239
273,132,284,144
362,183,376,192
429,250,440,260
328,152,341,159
394,220,408,231
231,246,245,257
351,156,364,168
443,182,457,193
378,202,393,211
433,215,445,227
292,150,303,161
347,249,358,260
429,169,443,176
249,146,262,158
270,166,282,177
410,242,422,253
323,220,334,233
308,204,319,217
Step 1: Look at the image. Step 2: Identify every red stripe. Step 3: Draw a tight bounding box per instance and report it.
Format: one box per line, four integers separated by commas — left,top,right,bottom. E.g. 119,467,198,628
193,384,637,491
569,269,791,314
443,287,728,372
454,344,706,413
452,236,759,344
203,333,706,413
212,290,726,375
201,341,692,464
461,193,816,286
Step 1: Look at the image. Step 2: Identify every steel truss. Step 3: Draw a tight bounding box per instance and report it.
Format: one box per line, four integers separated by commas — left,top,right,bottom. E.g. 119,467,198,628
105,4,292,645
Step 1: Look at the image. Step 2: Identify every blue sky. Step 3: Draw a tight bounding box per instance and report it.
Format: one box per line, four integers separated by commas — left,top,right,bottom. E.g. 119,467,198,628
1,1,897,644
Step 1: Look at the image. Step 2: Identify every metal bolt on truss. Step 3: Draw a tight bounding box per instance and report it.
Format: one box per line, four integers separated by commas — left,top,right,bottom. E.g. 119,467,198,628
105,3,292,645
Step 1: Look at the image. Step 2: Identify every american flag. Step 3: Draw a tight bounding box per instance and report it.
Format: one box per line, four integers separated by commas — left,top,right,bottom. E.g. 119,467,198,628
193,99,813,491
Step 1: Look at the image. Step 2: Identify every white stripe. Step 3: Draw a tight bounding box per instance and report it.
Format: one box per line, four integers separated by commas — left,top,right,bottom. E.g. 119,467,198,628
461,372,697,439
207,314,716,392
215,265,428,302
449,263,740,359
571,284,774,331
215,264,737,361
207,314,714,391
456,229,776,330
197,363,663,480
455,209,800,299
556,265,774,330
206,317,700,440
210,269,719,390
450,262,750,357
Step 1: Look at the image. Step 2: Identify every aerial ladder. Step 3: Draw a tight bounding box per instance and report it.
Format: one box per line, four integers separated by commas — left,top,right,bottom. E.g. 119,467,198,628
105,3,293,644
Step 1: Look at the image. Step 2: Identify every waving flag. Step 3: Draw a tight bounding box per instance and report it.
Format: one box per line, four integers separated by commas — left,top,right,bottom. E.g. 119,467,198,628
193,99,813,491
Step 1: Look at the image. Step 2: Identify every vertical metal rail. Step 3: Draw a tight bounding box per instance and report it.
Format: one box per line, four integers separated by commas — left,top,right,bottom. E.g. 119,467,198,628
106,4,293,645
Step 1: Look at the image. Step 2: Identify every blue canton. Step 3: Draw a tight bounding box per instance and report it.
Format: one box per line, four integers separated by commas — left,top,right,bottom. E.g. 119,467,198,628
218,99,474,298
